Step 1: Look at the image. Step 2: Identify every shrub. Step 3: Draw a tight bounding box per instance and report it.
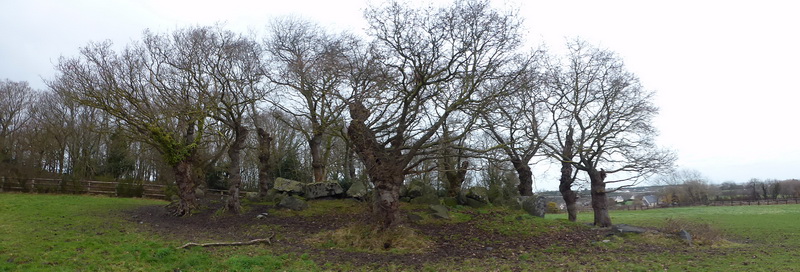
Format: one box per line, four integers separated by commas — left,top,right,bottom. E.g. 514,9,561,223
546,202,560,214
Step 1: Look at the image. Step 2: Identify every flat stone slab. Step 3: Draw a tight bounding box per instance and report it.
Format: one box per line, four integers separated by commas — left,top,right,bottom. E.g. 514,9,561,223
612,224,648,234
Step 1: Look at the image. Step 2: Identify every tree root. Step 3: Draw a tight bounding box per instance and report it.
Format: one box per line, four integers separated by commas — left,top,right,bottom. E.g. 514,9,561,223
178,232,275,249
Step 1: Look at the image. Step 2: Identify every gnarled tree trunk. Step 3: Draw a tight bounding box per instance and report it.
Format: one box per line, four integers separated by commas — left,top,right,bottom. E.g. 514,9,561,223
559,166,578,222
444,160,469,197
369,165,404,229
513,159,534,196
173,159,197,216
225,126,248,214
559,128,578,221
589,168,611,227
348,101,406,230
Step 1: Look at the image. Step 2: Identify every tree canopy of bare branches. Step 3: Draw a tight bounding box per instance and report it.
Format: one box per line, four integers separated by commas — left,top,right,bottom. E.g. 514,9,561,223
50,27,229,215
542,40,675,227
347,0,525,229
265,17,351,183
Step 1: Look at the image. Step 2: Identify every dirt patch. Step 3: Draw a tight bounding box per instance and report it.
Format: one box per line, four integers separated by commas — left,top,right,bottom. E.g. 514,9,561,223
125,197,607,268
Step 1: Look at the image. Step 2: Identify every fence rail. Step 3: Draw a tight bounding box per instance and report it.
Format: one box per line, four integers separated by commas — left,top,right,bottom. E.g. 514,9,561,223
603,197,800,212
0,176,168,200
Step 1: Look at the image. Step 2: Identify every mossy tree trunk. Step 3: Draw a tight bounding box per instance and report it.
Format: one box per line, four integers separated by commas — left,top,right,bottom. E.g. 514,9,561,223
172,159,197,216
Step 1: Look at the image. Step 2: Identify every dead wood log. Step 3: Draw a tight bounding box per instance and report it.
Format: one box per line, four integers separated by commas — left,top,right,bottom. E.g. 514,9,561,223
178,232,275,249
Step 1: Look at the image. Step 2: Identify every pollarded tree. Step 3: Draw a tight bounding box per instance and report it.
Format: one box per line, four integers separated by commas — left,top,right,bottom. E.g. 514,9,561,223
542,40,674,227
50,27,219,216
265,18,350,183
347,0,524,229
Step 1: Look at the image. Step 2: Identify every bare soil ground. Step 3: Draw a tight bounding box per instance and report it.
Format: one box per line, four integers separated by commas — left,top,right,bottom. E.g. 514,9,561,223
125,197,613,269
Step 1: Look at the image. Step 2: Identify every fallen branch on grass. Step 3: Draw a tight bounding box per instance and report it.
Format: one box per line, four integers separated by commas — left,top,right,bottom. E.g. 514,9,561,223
178,232,275,249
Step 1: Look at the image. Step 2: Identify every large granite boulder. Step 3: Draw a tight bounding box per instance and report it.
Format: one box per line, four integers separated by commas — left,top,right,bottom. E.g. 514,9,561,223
346,180,368,199
465,198,487,208
304,181,344,199
273,178,305,195
278,196,308,211
519,195,546,218
442,197,458,207
405,184,425,198
466,187,490,203
410,194,440,205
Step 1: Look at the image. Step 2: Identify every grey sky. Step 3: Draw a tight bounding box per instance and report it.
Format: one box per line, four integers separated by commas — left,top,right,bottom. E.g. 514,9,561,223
1,0,798,190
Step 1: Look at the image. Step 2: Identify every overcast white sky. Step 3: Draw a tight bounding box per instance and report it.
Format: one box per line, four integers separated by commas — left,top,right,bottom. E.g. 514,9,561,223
1,0,799,191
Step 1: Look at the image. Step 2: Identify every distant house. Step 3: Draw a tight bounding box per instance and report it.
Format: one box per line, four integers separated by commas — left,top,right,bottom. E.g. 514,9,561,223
642,195,659,207
613,196,625,204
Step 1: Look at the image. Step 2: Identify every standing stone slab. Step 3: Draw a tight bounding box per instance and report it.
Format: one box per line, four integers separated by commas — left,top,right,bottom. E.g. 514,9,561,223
678,229,693,244
410,194,440,205
466,187,490,203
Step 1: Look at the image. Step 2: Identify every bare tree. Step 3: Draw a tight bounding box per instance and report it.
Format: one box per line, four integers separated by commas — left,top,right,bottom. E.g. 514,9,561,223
480,53,548,197
542,40,674,227
747,178,761,201
0,80,35,170
264,18,349,183
654,168,705,186
200,27,267,214
654,168,709,205
51,27,220,216
347,0,523,229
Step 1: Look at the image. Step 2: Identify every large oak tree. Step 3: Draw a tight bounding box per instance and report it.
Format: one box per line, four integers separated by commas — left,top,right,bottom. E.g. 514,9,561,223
347,0,523,229
50,27,222,215
542,40,674,226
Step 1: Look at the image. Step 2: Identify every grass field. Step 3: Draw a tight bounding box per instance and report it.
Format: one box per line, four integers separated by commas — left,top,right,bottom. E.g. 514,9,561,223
2,193,799,271
0,194,315,271
546,204,800,270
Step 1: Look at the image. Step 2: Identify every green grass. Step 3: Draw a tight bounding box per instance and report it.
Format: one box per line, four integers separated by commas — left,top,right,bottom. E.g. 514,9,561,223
544,204,800,270
3,193,800,271
0,193,316,271
559,204,800,244
478,208,586,236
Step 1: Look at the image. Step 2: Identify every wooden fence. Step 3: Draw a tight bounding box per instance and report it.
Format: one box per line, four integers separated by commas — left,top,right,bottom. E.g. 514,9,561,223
606,197,800,212
0,177,168,200
709,198,800,206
